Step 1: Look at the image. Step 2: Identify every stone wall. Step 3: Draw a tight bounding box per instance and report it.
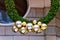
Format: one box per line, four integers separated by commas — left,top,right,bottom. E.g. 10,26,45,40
0,0,59,40
56,8,60,40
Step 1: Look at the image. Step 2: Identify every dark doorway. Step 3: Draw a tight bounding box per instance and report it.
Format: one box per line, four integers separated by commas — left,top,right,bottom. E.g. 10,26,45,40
0,0,28,17
0,0,28,23
14,0,28,17
0,0,6,10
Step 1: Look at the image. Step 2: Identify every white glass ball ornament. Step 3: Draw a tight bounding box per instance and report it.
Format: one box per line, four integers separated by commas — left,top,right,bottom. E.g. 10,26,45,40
16,21,22,28
27,23,33,30
33,25,39,32
16,21,22,25
26,23,33,32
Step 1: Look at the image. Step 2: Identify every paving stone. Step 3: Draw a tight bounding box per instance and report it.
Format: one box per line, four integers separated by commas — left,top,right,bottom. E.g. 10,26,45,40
27,31,45,36
46,36,56,40
30,36,45,40
0,27,5,35
45,26,56,35
0,36,13,40
14,36,29,40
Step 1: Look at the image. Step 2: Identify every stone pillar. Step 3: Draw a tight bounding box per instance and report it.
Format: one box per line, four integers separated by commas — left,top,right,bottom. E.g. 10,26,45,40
56,8,60,40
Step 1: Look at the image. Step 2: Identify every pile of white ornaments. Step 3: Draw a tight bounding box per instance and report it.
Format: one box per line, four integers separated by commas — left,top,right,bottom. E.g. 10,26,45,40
12,20,48,34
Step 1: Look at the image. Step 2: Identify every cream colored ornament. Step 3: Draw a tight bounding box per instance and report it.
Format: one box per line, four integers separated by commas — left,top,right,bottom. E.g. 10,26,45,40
38,29,42,33
17,25,21,28
28,30,32,32
12,26,17,29
38,22,42,26
16,21,22,25
33,25,39,32
33,20,37,24
20,27,27,34
14,28,18,32
12,27,18,32
41,23,48,30
22,22,26,26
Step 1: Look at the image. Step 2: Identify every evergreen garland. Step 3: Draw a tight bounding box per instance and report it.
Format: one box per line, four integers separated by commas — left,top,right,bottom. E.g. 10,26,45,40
59,0,60,7
4,0,59,24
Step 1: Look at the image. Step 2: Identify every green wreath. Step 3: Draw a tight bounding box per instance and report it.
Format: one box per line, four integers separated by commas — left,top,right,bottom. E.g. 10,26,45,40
4,0,59,24
59,0,60,7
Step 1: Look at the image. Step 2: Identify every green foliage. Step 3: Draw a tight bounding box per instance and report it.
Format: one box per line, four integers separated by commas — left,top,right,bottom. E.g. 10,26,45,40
4,0,59,24
59,0,60,7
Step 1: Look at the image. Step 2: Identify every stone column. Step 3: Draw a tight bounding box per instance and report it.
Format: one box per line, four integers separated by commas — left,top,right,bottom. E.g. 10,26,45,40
56,8,60,40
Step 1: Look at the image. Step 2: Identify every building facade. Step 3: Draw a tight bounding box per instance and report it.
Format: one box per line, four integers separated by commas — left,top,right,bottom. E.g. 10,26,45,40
0,0,60,40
